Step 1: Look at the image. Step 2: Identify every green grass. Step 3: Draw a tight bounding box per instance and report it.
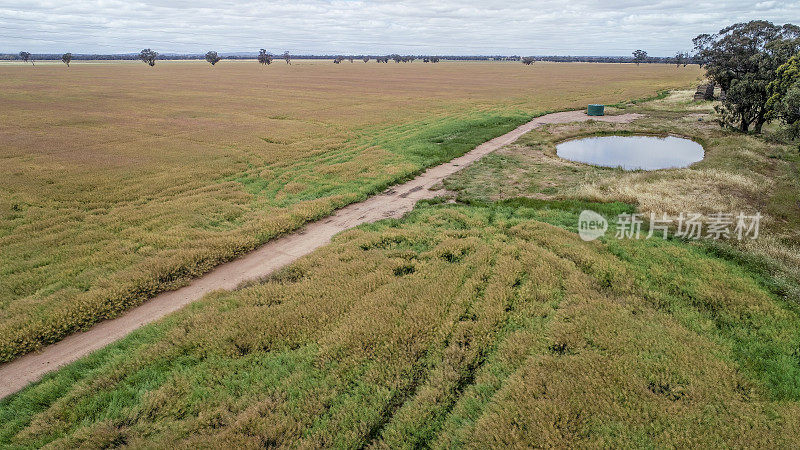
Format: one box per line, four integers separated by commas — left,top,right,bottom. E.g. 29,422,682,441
609,89,671,107
229,111,532,207
2,199,798,448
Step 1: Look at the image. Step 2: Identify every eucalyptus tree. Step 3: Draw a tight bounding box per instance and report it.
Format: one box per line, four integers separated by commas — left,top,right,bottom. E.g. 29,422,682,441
205,51,221,66
19,51,33,65
258,49,273,65
139,48,158,66
674,52,687,67
694,20,800,132
632,49,647,65
61,52,72,67
767,53,800,138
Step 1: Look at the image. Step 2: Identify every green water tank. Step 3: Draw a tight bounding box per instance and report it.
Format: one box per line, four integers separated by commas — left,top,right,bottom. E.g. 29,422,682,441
587,104,605,116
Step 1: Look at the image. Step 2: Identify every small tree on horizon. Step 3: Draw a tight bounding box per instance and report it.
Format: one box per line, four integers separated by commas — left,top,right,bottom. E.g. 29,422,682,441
633,49,648,65
61,52,72,67
363,56,369,63
674,51,687,67
258,49,273,65
522,56,535,65
139,49,158,66
283,51,291,64
19,51,33,66
205,51,221,66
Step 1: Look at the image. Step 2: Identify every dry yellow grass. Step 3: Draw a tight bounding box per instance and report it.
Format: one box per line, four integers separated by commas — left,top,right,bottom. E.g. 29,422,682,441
0,60,701,361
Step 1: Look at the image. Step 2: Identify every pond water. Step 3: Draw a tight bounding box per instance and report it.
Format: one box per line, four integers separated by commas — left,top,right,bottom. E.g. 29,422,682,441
555,135,704,170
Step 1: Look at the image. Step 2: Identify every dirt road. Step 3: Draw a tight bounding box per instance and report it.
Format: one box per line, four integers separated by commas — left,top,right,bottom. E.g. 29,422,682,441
0,110,642,399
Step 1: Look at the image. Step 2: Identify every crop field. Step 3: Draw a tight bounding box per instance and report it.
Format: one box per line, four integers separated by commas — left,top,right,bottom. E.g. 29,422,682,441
0,60,701,362
3,69,800,447
2,197,799,447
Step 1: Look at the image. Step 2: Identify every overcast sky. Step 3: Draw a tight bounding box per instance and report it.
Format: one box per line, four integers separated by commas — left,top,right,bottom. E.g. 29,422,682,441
1,1,799,56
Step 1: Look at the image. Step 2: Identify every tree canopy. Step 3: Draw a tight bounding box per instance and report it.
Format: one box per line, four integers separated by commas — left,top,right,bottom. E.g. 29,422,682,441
767,53,800,137
61,52,72,67
695,21,800,132
674,52,688,67
205,51,221,66
18,51,33,65
258,49,272,65
139,49,158,67
632,50,648,65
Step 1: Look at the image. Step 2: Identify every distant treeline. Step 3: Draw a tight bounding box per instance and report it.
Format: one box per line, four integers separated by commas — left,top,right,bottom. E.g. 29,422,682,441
0,53,695,64
534,55,697,64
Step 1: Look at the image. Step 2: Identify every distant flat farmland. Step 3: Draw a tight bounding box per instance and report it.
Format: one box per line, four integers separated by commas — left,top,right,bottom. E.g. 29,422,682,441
0,60,701,361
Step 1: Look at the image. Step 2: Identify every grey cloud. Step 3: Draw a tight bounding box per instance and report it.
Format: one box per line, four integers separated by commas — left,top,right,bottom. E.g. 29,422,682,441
1,0,798,55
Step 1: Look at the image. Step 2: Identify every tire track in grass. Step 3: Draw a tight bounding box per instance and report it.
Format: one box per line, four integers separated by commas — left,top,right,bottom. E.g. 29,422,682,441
370,241,530,448
430,241,597,448
375,230,586,448
359,250,499,449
